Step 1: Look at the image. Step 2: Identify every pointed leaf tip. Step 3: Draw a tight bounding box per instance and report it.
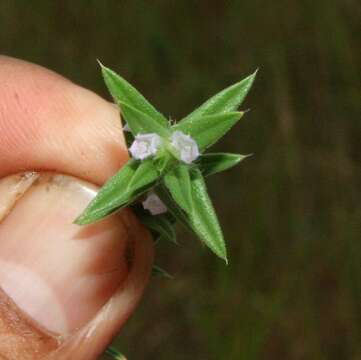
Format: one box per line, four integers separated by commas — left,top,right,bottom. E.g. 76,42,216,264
96,58,104,68
99,63,169,129
179,70,257,124
198,152,251,177
189,168,227,261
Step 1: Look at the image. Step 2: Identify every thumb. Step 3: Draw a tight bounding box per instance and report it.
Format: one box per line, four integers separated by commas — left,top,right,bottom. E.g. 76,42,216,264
0,172,152,360
0,56,154,359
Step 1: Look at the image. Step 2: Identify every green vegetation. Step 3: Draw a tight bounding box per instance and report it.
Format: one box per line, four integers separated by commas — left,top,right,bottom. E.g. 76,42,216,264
76,64,255,262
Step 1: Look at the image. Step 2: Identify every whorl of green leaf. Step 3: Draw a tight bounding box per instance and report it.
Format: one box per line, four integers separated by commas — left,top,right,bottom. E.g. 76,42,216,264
75,63,257,262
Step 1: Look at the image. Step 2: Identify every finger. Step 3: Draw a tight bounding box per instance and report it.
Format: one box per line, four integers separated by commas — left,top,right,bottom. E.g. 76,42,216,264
0,56,153,359
0,55,127,184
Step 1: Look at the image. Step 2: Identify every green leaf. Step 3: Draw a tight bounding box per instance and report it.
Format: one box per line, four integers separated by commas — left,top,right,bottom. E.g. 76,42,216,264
158,174,227,262
180,70,257,122
188,168,227,262
138,212,177,244
198,153,251,177
163,164,193,213
120,102,170,137
99,62,169,129
155,184,193,232
127,159,159,190
152,265,173,279
174,112,243,151
105,346,127,360
75,159,158,224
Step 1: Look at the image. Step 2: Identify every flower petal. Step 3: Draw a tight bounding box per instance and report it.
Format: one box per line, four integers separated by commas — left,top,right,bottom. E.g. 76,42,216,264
171,131,199,164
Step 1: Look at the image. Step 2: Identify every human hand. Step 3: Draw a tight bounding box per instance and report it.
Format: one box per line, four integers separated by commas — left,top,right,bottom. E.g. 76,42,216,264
0,56,154,359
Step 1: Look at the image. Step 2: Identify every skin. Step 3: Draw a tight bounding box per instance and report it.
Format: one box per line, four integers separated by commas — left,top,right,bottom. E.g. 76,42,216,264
0,56,154,359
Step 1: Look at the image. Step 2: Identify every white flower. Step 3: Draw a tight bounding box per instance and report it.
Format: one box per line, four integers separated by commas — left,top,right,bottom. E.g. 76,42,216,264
129,133,162,160
142,193,167,215
171,131,200,164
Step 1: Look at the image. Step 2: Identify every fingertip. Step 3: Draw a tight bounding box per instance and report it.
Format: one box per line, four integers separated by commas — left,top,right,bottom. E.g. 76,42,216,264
0,56,128,184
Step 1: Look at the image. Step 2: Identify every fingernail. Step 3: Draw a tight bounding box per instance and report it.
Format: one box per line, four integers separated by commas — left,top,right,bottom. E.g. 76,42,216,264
0,172,130,335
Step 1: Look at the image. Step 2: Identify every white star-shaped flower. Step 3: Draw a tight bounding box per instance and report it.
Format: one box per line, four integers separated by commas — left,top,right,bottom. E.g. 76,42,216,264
129,133,162,160
142,193,167,215
171,130,200,164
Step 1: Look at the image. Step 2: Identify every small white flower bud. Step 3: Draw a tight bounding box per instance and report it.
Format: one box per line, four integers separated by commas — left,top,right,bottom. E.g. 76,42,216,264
171,131,200,164
129,133,162,160
142,193,167,215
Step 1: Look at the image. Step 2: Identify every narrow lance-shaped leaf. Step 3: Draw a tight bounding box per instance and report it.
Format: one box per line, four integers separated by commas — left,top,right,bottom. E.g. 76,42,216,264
163,164,193,214
160,168,227,261
127,158,159,189
155,184,193,233
105,346,127,360
180,70,257,123
99,62,169,129
75,159,158,224
120,102,170,137
188,168,227,262
174,112,243,151
198,153,251,177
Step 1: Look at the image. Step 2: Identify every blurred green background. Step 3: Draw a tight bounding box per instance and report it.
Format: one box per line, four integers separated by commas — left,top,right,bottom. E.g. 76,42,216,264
1,1,360,359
